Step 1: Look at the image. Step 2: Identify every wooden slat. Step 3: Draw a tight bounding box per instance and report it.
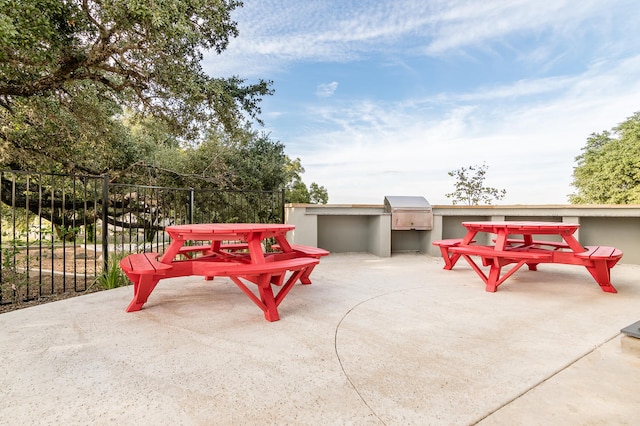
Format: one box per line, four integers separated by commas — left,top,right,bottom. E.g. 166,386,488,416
289,244,330,257
449,245,552,260
272,243,330,257
504,239,569,249
432,238,465,248
575,246,623,260
220,258,319,276
120,252,172,274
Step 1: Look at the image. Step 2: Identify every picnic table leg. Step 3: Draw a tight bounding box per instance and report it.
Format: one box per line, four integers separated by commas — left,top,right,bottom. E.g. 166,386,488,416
584,261,618,293
257,274,280,322
274,270,306,306
458,255,501,292
486,260,502,292
526,262,539,271
229,275,282,321
461,255,529,292
494,232,509,250
247,237,266,264
445,230,478,269
126,275,161,312
438,246,460,270
274,234,293,252
298,265,318,284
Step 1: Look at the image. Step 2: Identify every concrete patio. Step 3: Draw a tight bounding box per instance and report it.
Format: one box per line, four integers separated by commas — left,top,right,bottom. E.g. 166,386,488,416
1,253,639,425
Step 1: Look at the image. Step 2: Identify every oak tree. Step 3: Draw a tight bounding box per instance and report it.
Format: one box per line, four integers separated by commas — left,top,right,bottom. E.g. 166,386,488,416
0,0,272,173
570,112,640,204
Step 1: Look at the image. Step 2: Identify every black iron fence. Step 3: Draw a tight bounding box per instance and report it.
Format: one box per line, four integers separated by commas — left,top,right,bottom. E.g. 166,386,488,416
0,170,285,306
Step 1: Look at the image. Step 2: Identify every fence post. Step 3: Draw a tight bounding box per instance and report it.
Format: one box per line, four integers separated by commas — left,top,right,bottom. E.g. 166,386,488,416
0,171,3,290
281,189,286,224
101,174,109,271
190,188,195,224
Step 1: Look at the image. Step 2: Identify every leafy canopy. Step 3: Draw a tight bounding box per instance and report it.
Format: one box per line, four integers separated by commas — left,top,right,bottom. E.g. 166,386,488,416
0,0,272,173
570,111,640,204
0,0,328,203
446,163,507,205
114,123,328,201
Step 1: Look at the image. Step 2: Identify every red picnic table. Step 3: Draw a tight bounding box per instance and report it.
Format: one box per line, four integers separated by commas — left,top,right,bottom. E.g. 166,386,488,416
433,221,622,293
120,223,329,321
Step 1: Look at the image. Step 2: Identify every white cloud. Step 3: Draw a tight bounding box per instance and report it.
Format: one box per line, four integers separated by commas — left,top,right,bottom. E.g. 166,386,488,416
316,82,339,97
286,54,640,204
200,0,640,205
206,0,637,77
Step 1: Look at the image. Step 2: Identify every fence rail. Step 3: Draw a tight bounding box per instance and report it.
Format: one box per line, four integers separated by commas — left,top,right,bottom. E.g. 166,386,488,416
0,171,285,307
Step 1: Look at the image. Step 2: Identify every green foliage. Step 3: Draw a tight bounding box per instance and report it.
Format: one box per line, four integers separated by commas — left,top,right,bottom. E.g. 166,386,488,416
0,0,272,173
0,84,138,173
95,253,128,290
446,163,506,205
0,231,29,303
0,0,330,203
570,111,640,204
125,127,330,201
283,157,328,204
309,183,329,204
124,127,287,191
224,131,288,190
287,180,310,203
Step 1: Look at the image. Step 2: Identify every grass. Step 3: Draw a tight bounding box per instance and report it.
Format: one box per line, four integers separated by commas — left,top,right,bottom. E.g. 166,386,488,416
95,252,128,290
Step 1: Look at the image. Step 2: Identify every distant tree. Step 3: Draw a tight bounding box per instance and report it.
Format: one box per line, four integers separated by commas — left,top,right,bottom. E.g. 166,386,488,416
114,127,330,202
446,163,506,205
284,157,328,204
117,127,294,191
222,130,289,191
309,182,329,204
287,180,310,204
569,111,640,204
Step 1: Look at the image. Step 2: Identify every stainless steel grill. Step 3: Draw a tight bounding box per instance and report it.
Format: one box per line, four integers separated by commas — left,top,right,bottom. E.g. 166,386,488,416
384,196,432,230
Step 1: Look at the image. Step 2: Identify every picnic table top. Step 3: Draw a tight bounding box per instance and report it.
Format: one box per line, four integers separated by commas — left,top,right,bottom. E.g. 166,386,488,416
166,223,295,235
462,221,580,233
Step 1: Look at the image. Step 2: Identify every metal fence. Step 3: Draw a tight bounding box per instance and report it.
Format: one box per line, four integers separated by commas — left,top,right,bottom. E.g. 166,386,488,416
0,170,285,306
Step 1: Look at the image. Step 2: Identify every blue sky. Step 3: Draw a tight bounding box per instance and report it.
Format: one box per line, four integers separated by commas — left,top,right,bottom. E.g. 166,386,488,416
204,0,640,205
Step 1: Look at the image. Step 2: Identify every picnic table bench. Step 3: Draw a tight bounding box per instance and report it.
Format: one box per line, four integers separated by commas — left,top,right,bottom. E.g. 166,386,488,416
432,238,470,269
503,238,570,250
447,245,552,291
177,242,250,258
574,246,623,293
217,257,319,322
272,243,330,284
119,252,174,312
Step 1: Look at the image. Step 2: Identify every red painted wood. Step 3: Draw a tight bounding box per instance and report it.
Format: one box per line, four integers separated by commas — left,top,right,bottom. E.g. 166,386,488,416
434,221,623,293
120,224,328,321
575,245,623,260
120,252,172,274
449,245,552,260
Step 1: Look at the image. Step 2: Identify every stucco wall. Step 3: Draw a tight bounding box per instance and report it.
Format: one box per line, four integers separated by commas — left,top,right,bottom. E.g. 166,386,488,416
285,204,640,264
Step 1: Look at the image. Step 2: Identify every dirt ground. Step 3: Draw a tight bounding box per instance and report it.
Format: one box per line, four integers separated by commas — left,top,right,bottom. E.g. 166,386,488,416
0,247,111,314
